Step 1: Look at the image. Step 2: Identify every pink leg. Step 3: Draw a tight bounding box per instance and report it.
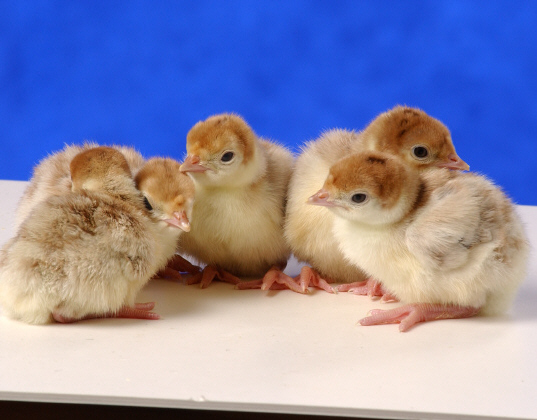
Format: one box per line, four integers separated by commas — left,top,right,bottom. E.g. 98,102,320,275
185,265,242,288
297,266,335,293
156,254,201,281
167,254,201,274
337,278,398,302
53,302,160,323
359,303,480,332
236,266,334,294
261,266,306,294
235,275,294,291
215,267,242,286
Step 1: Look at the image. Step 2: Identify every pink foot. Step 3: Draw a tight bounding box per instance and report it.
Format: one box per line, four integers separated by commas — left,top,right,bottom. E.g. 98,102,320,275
186,265,242,288
235,270,296,291
261,266,306,294
296,266,335,294
336,278,398,302
53,302,160,323
156,254,201,281
359,303,480,332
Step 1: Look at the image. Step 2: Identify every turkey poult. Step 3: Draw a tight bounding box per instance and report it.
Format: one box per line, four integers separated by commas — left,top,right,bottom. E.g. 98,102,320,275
15,142,145,229
0,148,192,324
283,105,469,293
179,113,294,288
309,150,528,331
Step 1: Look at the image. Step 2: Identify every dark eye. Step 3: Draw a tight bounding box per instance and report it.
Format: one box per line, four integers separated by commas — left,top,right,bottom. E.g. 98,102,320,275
143,196,153,211
351,193,367,204
221,151,234,162
412,146,429,159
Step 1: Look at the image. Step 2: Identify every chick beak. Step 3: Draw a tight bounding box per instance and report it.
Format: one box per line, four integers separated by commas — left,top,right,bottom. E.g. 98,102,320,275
164,211,191,232
437,153,470,171
180,155,209,173
307,189,339,207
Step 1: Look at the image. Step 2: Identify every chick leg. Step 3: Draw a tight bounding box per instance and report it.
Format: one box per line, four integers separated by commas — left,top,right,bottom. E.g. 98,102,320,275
261,266,306,293
337,278,398,302
296,266,335,293
236,266,334,294
156,254,201,281
235,274,294,291
359,303,480,332
185,265,242,288
52,302,160,323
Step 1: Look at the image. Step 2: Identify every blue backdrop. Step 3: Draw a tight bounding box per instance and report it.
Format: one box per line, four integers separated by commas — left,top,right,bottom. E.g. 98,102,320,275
1,1,536,204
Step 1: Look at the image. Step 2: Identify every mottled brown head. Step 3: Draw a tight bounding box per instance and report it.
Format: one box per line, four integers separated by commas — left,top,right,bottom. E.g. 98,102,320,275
70,146,132,192
325,151,416,210
360,106,469,171
309,151,423,225
185,113,256,165
135,157,195,230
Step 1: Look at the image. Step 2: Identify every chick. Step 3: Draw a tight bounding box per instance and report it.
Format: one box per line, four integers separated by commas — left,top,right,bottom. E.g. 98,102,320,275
0,148,191,324
284,105,470,294
134,157,198,280
15,142,145,229
309,151,529,331
178,113,294,287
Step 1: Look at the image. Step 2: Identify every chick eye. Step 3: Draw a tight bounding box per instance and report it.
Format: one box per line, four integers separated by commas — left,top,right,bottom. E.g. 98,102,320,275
221,151,235,162
351,193,367,204
412,145,429,159
143,196,153,211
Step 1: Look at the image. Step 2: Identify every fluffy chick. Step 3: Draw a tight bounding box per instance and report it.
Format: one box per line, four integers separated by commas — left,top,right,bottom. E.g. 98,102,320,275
0,148,190,324
179,113,294,287
15,142,145,229
310,151,529,331
135,157,198,279
284,105,469,293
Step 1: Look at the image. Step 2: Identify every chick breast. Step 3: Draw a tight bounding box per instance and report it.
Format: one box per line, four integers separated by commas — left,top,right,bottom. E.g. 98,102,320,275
285,129,369,284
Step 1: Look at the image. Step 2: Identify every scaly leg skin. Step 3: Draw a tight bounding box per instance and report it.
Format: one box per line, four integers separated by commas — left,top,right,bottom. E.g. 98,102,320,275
52,302,160,323
156,254,201,281
359,303,480,332
261,266,305,294
185,265,242,288
297,266,336,294
337,278,398,302
236,266,334,294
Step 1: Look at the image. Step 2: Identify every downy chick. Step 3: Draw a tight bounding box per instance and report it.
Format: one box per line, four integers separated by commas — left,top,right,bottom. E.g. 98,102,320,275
309,151,529,331
15,142,145,229
135,157,198,279
284,105,469,293
0,148,190,324
179,113,294,287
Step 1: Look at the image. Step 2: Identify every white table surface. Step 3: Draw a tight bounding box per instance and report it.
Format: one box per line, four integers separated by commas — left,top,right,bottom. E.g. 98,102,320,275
0,179,536,420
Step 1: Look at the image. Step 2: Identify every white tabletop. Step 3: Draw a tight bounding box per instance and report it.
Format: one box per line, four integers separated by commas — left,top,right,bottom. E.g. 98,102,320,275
0,179,536,420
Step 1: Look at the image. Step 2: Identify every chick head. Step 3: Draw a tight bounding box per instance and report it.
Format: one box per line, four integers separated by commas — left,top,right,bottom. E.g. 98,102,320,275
361,106,469,171
135,158,195,232
309,151,422,226
70,146,132,193
181,113,259,188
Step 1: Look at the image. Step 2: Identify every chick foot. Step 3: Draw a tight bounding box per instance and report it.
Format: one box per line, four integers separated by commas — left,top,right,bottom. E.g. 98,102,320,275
52,302,160,323
236,266,335,294
186,265,242,288
359,303,480,332
156,254,201,281
337,278,398,302
296,266,335,293
235,268,300,292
